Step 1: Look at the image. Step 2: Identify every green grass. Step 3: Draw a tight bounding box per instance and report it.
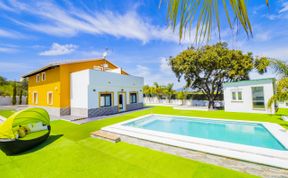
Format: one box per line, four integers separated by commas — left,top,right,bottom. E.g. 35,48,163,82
0,109,15,118
2,106,288,178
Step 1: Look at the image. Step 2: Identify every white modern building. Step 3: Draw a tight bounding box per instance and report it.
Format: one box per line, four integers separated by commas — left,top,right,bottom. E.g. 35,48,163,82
223,78,275,114
70,69,144,117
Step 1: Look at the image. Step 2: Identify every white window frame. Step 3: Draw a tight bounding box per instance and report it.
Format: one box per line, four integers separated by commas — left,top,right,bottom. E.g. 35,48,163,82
47,91,53,105
42,72,46,81
231,90,243,102
36,74,40,83
33,92,38,104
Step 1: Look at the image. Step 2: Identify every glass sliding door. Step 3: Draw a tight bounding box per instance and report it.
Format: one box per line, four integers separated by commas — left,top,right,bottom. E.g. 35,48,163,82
251,87,265,109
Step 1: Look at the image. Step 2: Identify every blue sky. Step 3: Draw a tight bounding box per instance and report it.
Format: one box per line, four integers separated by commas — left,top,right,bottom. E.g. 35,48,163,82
0,0,288,88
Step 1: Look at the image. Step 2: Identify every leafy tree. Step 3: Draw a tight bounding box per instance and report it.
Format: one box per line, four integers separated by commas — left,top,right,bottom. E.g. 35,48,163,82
268,60,288,109
153,82,164,99
164,0,269,43
169,42,269,109
177,90,188,105
18,88,23,105
0,76,7,85
143,85,151,97
163,83,175,102
12,82,17,105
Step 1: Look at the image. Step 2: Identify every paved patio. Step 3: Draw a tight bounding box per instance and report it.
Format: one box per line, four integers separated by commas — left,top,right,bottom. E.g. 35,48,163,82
60,107,151,124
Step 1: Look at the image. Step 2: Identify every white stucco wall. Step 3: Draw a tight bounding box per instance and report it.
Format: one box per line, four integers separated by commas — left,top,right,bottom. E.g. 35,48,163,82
88,70,143,109
70,70,89,115
70,69,144,110
223,80,275,114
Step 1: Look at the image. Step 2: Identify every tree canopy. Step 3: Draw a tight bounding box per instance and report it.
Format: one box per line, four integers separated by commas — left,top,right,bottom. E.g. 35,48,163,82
169,42,269,108
0,76,27,97
143,83,176,100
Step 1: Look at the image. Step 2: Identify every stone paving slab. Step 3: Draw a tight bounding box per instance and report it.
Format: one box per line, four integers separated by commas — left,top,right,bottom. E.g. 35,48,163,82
91,130,120,143
118,134,288,178
66,107,151,124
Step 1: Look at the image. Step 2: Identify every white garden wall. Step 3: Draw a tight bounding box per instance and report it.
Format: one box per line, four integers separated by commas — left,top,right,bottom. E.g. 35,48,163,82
144,97,223,107
0,96,27,106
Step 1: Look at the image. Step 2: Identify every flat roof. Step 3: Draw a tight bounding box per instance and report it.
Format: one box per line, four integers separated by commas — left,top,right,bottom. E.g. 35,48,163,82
223,78,275,87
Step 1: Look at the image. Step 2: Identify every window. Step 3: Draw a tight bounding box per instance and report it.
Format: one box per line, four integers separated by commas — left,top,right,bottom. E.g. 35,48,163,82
100,93,112,107
252,86,265,109
33,92,38,104
42,72,46,81
231,90,242,101
47,92,53,105
130,93,137,103
237,91,242,100
232,92,237,100
36,74,40,83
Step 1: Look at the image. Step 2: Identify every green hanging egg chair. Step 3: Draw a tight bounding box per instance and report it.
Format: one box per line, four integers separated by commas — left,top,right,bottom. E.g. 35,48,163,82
0,108,51,155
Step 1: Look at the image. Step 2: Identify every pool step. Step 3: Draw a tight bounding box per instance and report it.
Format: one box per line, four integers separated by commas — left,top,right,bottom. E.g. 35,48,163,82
91,130,121,143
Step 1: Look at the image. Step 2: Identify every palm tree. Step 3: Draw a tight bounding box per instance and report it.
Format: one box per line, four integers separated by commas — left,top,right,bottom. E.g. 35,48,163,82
268,60,288,109
164,83,175,102
163,0,269,43
153,82,164,99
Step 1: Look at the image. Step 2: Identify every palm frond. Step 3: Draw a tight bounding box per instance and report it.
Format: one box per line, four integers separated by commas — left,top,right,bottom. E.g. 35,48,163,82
270,59,288,77
163,0,269,43
268,77,288,108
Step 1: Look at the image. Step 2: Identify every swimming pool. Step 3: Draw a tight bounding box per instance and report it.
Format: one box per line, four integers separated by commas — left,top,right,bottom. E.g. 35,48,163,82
103,114,288,168
124,115,286,150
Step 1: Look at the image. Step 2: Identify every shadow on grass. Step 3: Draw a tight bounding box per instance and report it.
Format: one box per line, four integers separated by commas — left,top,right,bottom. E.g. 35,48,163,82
16,134,63,155
280,123,288,129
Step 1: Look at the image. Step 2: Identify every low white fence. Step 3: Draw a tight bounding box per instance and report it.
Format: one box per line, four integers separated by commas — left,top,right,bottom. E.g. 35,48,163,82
0,96,27,106
144,97,223,107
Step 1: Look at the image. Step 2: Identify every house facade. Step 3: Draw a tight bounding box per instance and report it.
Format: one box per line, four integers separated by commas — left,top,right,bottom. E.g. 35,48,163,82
22,58,144,117
223,78,275,114
70,69,143,117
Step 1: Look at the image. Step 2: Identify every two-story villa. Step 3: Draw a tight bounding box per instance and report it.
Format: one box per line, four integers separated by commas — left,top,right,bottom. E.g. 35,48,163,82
22,58,144,117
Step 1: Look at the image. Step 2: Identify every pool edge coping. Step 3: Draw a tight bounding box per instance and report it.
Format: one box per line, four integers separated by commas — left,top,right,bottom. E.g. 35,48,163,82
102,114,288,169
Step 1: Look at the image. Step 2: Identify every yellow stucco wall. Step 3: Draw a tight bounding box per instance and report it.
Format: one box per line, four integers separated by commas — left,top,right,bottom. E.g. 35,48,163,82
28,67,61,107
59,59,119,108
27,59,125,109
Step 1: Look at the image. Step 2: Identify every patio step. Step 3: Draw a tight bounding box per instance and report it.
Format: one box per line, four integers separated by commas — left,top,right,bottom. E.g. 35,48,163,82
91,130,121,143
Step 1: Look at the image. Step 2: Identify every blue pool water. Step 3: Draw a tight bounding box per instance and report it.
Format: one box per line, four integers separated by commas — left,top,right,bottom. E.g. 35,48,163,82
124,115,286,150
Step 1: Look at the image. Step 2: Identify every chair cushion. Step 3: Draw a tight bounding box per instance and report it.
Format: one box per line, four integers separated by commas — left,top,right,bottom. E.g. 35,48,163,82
18,130,49,141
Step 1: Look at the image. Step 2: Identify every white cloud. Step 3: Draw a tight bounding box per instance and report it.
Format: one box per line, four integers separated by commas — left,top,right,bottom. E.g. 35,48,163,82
0,1,15,12
0,29,24,39
254,32,271,42
254,46,288,60
0,44,18,53
279,2,288,13
0,1,192,44
130,58,184,88
160,57,171,74
264,1,288,20
39,43,78,56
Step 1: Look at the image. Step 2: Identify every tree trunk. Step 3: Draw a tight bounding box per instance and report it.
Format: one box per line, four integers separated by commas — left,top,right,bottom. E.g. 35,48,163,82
208,99,214,110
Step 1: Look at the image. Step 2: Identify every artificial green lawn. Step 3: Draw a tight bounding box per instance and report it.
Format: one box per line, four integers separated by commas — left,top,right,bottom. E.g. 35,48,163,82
1,106,288,178
0,109,15,118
